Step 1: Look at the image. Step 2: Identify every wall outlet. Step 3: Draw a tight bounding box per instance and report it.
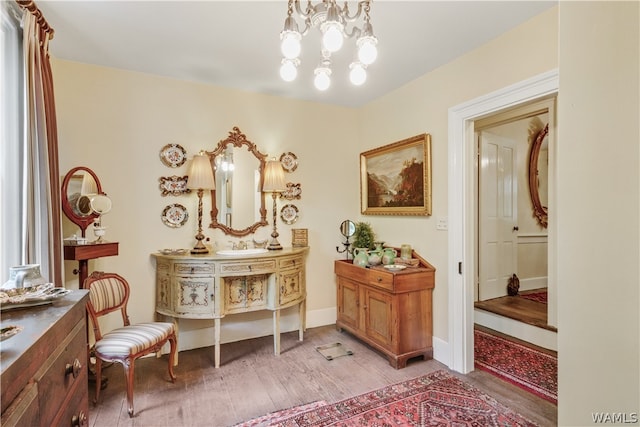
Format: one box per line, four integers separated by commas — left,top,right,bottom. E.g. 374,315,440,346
436,216,448,231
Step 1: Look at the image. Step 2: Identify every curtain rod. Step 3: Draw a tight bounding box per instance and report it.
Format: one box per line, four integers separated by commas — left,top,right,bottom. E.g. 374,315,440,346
15,0,54,38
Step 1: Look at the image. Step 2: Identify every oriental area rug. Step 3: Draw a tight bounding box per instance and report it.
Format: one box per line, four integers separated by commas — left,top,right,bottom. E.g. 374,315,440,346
474,329,557,404
519,290,548,304
235,370,538,426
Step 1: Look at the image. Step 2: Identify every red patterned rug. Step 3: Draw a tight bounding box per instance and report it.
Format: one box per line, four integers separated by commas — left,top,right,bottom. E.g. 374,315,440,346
236,370,538,426
519,291,547,304
474,329,557,404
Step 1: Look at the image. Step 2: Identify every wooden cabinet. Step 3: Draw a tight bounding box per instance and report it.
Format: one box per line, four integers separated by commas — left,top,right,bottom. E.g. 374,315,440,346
334,253,435,369
1,290,90,426
153,247,308,368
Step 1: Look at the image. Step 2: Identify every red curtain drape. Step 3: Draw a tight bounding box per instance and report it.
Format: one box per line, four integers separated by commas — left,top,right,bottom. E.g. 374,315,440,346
16,0,63,286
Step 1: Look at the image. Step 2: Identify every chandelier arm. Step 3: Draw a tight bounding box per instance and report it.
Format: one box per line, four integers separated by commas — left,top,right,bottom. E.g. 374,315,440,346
293,0,313,19
340,1,367,22
343,26,361,39
300,18,312,37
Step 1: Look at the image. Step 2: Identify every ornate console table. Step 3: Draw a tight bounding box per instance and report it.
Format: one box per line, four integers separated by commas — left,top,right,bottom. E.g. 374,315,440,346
152,247,308,368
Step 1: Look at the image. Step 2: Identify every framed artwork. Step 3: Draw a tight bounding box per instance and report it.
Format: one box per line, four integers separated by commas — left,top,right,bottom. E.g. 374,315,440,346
360,133,432,216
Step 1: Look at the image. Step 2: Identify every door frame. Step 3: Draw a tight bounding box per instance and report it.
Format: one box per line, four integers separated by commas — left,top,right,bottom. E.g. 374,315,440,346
447,69,558,373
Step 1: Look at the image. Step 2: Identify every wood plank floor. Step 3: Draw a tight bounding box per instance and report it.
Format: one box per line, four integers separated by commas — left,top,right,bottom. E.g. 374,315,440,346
474,289,557,331
88,325,557,427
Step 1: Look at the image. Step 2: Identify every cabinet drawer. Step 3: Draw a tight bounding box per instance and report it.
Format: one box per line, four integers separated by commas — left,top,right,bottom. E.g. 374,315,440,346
49,368,89,427
368,270,394,291
220,260,276,275
278,256,303,271
1,382,39,427
36,319,86,425
173,262,215,276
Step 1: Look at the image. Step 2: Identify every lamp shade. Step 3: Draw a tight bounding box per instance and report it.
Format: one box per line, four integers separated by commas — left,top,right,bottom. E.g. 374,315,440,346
187,153,215,190
263,160,286,192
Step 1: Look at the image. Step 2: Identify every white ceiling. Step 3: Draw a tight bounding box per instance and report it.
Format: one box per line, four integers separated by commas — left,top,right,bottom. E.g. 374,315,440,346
37,1,556,108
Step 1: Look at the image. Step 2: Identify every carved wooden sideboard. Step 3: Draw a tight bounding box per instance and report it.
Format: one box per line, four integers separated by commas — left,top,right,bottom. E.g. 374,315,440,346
334,251,435,369
0,290,90,427
152,247,308,368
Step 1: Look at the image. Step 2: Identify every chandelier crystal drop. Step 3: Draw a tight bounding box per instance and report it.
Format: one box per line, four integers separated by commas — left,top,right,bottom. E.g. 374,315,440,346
279,0,378,90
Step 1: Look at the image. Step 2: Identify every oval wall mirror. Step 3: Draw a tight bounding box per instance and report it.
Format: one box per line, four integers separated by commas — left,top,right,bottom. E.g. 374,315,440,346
61,166,109,237
528,124,549,228
207,127,268,237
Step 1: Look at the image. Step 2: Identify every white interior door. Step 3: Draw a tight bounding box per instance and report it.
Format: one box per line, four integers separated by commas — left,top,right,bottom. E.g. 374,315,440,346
478,131,518,301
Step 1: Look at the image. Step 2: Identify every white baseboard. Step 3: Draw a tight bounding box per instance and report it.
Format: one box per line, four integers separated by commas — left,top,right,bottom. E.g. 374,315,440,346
519,276,548,291
474,308,557,351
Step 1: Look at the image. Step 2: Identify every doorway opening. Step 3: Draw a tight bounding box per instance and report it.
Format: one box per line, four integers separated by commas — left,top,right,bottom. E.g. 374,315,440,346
473,99,556,341
447,69,558,374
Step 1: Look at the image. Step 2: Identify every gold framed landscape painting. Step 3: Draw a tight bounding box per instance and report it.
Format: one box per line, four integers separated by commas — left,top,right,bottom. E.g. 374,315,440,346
360,133,432,216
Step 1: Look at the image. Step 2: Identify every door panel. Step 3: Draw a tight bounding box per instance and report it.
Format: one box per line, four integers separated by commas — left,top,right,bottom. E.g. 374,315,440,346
479,132,517,300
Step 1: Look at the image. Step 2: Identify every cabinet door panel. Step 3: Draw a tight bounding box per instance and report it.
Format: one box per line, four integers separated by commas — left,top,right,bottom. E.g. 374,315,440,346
174,277,215,315
278,270,302,305
337,279,359,330
363,287,393,349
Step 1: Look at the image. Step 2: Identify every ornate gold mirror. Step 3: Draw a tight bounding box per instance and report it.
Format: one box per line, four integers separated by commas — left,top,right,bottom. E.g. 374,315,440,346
528,124,549,228
61,166,109,237
207,127,268,237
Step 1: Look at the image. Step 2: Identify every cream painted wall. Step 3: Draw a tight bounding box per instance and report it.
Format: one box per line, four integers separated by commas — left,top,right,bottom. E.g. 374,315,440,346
54,5,559,356
358,7,558,344
557,2,639,425
51,3,640,421
53,61,361,347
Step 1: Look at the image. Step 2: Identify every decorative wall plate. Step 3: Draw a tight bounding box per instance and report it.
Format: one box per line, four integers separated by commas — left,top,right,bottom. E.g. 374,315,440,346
280,204,299,225
280,182,301,200
162,203,188,228
279,152,298,172
159,175,191,196
160,143,187,168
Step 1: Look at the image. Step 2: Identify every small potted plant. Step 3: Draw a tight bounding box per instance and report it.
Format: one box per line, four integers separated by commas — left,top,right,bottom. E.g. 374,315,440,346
352,222,376,251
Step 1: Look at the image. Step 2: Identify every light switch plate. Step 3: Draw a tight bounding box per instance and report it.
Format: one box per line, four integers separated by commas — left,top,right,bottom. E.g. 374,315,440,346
436,216,448,231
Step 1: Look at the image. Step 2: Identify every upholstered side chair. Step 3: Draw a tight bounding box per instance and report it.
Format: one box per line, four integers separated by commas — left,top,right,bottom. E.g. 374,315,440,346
84,271,177,417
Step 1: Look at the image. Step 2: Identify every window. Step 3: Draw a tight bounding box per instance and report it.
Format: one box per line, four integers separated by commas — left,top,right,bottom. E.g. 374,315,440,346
1,1,24,281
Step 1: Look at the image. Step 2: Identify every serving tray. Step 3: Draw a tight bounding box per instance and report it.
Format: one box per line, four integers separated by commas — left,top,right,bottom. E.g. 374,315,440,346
0,284,70,311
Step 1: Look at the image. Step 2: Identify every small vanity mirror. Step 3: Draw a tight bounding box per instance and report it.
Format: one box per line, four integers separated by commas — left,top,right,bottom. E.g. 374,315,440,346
207,127,268,237
61,166,110,237
528,124,549,228
340,220,356,238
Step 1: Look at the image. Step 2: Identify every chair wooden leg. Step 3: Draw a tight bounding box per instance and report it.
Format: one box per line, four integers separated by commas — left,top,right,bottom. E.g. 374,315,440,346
167,334,177,382
94,358,102,405
123,359,135,417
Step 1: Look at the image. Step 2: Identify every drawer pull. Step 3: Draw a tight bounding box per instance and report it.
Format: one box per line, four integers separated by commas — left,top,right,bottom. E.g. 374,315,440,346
377,277,382,282
65,358,82,379
71,411,88,427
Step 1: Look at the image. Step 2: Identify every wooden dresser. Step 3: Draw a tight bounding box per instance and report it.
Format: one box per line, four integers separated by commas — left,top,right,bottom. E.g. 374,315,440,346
334,251,435,368
1,290,90,427
153,247,309,368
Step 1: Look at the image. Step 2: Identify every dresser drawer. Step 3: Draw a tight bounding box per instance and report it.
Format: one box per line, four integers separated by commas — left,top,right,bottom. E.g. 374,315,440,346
0,382,39,427
278,256,303,271
49,368,88,427
173,261,215,276
368,270,394,291
219,259,276,275
36,319,86,425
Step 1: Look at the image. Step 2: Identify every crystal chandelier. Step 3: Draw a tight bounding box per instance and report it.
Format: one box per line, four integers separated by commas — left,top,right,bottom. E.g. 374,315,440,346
279,0,378,91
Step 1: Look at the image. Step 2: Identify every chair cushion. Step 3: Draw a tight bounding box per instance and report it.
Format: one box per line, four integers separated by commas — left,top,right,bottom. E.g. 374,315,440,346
95,322,175,358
